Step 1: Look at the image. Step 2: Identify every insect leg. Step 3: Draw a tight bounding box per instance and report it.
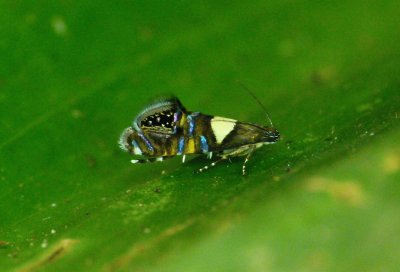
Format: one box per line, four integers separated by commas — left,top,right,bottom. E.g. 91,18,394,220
197,157,226,173
131,156,170,164
131,159,152,164
242,146,256,176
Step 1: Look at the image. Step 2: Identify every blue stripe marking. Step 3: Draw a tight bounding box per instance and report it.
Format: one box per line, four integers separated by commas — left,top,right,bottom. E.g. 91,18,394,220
187,112,199,137
138,133,154,152
178,137,185,155
188,115,195,136
200,135,209,153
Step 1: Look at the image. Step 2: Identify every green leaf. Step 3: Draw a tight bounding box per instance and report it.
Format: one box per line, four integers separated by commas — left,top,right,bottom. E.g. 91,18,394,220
1,1,399,271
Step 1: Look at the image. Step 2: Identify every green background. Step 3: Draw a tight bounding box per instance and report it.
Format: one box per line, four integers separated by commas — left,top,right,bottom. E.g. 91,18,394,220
1,1,399,271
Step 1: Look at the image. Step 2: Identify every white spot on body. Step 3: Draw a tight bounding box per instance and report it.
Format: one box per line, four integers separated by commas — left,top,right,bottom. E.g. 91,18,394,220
211,116,236,144
182,155,186,163
131,159,139,164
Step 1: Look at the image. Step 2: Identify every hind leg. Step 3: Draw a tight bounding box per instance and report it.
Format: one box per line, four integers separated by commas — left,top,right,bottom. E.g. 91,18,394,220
131,156,171,164
196,156,227,173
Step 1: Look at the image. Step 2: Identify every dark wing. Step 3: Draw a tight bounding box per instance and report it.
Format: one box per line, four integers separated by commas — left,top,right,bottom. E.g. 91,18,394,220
133,97,186,134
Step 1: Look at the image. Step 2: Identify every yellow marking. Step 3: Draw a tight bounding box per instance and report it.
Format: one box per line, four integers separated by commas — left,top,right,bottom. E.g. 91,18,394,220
178,114,187,127
185,138,196,153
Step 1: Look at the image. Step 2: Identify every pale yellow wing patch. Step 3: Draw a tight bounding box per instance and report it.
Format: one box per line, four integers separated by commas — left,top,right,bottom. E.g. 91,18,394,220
210,116,237,144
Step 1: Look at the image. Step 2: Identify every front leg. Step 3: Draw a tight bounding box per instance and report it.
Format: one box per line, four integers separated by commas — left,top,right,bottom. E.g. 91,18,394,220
242,145,256,176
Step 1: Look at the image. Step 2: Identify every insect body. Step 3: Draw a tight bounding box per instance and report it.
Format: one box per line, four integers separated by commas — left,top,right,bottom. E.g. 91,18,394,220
119,96,279,175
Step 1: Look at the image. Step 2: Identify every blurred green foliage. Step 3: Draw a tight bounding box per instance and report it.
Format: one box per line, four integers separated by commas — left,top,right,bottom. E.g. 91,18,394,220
0,0,399,271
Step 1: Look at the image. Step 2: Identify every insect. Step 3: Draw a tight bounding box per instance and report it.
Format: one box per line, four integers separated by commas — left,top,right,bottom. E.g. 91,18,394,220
119,91,280,175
